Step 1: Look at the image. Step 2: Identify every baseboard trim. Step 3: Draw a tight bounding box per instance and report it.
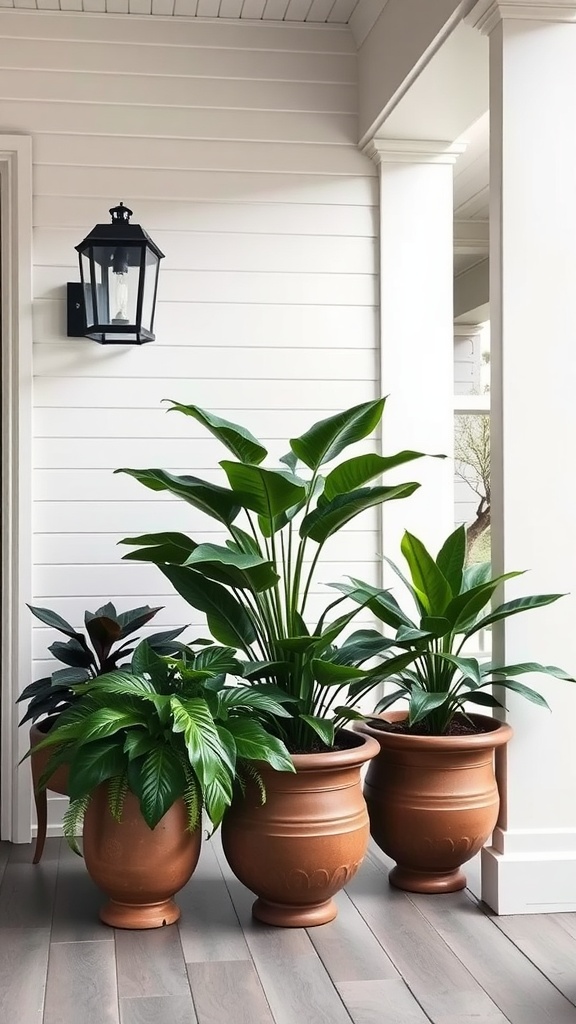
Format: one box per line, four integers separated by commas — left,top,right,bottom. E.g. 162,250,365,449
482,842,576,914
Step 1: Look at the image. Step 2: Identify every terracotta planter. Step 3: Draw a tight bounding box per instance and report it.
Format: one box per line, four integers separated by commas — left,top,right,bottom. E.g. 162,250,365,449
30,721,70,864
221,732,379,927
356,712,512,894
82,785,201,929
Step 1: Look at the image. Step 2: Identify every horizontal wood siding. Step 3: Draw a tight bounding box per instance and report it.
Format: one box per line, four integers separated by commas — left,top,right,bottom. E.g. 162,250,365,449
0,11,379,788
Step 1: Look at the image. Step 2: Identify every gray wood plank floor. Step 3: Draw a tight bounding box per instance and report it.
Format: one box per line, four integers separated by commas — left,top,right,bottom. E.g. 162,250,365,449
2,836,576,1024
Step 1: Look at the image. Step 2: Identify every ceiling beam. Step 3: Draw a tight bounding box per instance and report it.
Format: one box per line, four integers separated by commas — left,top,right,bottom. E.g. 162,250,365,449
454,257,489,317
454,219,489,254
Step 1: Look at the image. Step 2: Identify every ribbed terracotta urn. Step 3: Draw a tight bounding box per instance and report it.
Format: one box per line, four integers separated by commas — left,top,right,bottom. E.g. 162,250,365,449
82,786,201,929
30,721,70,864
221,732,379,927
356,712,512,894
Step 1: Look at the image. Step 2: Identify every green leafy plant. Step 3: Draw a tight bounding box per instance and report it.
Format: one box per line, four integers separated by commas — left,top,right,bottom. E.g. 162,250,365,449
332,525,574,734
115,399,435,751
18,602,186,726
28,640,294,851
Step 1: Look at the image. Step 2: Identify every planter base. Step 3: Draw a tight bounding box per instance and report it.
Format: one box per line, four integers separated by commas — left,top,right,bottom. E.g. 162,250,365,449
100,898,181,930
252,896,337,928
389,864,466,894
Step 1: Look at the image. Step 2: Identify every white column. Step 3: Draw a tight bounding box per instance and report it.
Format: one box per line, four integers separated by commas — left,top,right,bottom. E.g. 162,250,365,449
468,0,576,914
365,139,461,571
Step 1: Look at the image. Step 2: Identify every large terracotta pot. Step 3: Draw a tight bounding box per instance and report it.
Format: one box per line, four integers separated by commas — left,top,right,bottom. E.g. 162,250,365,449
82,785,201,929
356,712,512,894
30,721,70,864
221,732,379,927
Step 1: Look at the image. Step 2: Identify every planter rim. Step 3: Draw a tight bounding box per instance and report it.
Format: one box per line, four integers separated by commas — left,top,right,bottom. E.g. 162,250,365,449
355,711,513,751
289,730,380,771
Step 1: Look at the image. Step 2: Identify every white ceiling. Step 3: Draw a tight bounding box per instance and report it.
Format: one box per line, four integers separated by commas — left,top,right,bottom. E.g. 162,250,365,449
0,0,388,39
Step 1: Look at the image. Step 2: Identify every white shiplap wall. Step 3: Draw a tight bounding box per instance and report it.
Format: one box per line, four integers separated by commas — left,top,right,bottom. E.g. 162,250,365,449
1,10,379,828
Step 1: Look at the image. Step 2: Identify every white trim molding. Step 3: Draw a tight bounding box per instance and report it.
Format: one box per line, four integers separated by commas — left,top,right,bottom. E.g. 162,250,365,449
363,138,466,165
483,829,576,913
0,135,33,844
467,0,576,33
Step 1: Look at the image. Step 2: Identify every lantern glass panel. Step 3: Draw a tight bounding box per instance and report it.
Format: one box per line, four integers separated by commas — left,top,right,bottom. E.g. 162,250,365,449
79,250,95,328
91,244,141,327
140,249,160,334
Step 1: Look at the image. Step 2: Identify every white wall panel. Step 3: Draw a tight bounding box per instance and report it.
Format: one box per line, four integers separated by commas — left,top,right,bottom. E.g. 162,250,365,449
34,301,377,348
34,198,377,235
2,10,379,800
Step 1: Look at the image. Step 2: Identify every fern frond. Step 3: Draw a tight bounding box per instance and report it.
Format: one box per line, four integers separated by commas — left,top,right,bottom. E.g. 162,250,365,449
237,760,266,805
107,772,129,823
62,795,91,856
181,759,201,832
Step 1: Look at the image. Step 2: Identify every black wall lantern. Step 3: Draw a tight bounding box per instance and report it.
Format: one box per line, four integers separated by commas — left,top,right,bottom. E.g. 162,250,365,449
67,202,164,344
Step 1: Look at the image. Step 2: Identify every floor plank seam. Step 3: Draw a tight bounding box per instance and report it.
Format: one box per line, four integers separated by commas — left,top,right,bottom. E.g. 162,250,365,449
341,886,436,1024
206,837,280,1024
302,931,357,1024
404,893,518,1024
41,841,63,1024
489,913,576,1012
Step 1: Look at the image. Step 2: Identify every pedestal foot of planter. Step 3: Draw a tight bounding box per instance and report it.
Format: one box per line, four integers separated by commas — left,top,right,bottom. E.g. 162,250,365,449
99,898,181,929
252,897,337,928
389,864,466,894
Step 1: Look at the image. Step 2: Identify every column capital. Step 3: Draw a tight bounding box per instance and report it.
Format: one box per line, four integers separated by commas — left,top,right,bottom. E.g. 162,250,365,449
467,0,576,34
453,322,485,337
363,138,466,166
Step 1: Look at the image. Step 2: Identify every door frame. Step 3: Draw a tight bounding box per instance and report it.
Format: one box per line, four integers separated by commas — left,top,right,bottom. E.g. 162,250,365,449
1,135,33,842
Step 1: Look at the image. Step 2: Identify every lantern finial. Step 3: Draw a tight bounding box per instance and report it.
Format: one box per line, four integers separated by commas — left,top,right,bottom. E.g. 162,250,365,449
109,202,133,224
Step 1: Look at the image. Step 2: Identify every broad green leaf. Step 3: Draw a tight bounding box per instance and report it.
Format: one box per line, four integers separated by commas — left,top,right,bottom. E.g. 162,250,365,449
437,654,483,688
374,687,409,712
165,402,268,465
193,645,244,676
331,629,396,666
445,572,524,633
115,469,240,526
67,740,126,802
468,593,565,636
227,526,261,557
120,533,197,565
420,616,452,638
436,526,466,597
128,745,187,829
52,667,92,686
299,714,335,748
65,706,148,744
160,565,257,651
330,580,414,630
224,718,294,772
242,660,289,682
48,640,95,670
184,543,279,593
482,662,575,682
116,605,163,639
171,696,234,786
401,532,452,616
279,450,298,472
289,399,385,470
462,691,506,709
27,604,85,642
123,731,156,760
332,706,367,721
347,652,419,697
462,561,493,591
220,461,306,527
321,450,428,503
311,660,367,687
216,686,293,718
203,771,234,829
395,626,435,644
408,688,450,727
497,678,551,709
301,483,419,544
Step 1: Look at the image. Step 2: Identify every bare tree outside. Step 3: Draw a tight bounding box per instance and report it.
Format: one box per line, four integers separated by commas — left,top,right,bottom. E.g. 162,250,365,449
454,412,490,559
